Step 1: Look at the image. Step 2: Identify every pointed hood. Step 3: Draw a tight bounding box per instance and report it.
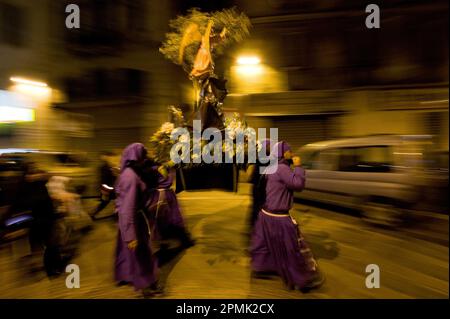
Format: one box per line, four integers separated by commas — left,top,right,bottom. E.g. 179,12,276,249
120,143,147,172
271,141,291,160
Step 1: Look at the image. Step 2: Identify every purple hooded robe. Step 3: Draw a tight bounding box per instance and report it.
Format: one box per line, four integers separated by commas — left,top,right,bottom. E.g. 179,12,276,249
251,141,319,289
146,167,186,241
114,143,157,290
249,138,274,228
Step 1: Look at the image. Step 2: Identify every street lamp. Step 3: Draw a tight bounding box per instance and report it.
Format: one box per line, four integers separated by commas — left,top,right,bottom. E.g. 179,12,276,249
10,77,48,87
237,56,261,65
9,76,50,97
235,55,262,76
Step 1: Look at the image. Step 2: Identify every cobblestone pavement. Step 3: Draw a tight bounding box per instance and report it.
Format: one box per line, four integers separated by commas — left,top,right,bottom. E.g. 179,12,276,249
0,191,448,299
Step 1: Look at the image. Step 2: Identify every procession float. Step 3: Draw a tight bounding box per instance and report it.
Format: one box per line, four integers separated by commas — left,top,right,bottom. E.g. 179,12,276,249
150,8,254,191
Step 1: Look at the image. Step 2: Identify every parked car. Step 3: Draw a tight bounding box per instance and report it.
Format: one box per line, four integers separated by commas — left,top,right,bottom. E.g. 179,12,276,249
295,135,442,226
418,149,449,214
0,149,95,241
0,156,30,240
0,149,95,195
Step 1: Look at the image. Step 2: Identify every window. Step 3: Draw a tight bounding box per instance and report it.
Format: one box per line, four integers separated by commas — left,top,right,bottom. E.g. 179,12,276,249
0,3,27,47
298,150,317,169
314,149,339,171
338,146,392,172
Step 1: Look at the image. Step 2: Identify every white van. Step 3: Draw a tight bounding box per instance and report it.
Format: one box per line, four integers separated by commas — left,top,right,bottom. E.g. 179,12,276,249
296,135,437,226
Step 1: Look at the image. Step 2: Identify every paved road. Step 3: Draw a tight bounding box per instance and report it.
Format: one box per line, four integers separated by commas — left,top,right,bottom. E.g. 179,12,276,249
0,191,448,298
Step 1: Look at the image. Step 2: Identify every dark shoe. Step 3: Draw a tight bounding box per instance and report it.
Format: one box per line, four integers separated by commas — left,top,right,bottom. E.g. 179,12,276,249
142,282,165,298
159,242,170,251
251,271,276,280
167,226,195,249
181,238,196,249
300,271,325,293
150,282,164,293
116,281,129,287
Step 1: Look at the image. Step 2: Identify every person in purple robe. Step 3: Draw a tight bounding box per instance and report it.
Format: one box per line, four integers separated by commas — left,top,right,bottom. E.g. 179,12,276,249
114,143,163,297
248,138,273,232
250,141,324,292
145,163,195,249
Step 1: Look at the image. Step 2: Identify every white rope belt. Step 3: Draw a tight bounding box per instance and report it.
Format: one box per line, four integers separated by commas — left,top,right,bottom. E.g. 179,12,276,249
261,208,290,217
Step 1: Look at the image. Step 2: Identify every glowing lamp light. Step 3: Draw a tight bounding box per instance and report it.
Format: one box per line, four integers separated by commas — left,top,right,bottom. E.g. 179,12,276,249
10,77,48,87
10,77,51,98
236,56,261,65
235,65,263,76
235,56,263,76
0,106,35,123
14,83,51,96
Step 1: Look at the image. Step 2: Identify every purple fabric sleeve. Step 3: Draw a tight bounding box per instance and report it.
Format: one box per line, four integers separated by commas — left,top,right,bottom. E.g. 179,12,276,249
278,165,306,191
118,174,138,242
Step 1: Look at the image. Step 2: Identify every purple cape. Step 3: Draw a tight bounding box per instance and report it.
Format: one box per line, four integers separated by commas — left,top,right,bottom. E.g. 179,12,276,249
114,143,157,290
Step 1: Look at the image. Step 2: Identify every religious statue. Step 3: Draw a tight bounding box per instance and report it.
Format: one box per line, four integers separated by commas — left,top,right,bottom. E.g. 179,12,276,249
179,20,228,130
160,8,251,132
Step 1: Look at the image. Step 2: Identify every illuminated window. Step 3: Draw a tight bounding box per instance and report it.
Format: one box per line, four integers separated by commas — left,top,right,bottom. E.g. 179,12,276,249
0,106,35,123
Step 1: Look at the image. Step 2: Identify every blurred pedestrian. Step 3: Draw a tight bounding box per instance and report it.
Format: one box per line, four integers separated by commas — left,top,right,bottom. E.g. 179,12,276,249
91,151,117,220
114,143,162,297
20,162,65,277
47,175,92,231
145,160,195,250
250,141,324,292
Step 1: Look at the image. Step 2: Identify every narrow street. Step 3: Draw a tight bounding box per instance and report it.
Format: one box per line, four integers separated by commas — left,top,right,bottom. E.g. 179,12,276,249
0,191,448,299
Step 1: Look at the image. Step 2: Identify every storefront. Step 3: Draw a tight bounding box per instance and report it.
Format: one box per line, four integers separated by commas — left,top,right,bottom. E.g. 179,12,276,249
0,89,36,149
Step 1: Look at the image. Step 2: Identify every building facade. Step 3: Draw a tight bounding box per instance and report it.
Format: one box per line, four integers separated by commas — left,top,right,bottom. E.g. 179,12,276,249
1,0,448,155
0,0,186,153
225,0,449,151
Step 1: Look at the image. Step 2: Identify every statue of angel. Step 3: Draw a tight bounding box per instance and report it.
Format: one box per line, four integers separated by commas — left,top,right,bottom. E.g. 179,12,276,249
160,8,251,131
178,20,228,130
179,20,227,79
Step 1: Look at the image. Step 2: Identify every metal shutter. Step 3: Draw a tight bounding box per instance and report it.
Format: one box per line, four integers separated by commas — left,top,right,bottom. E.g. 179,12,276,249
272,115,332,152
